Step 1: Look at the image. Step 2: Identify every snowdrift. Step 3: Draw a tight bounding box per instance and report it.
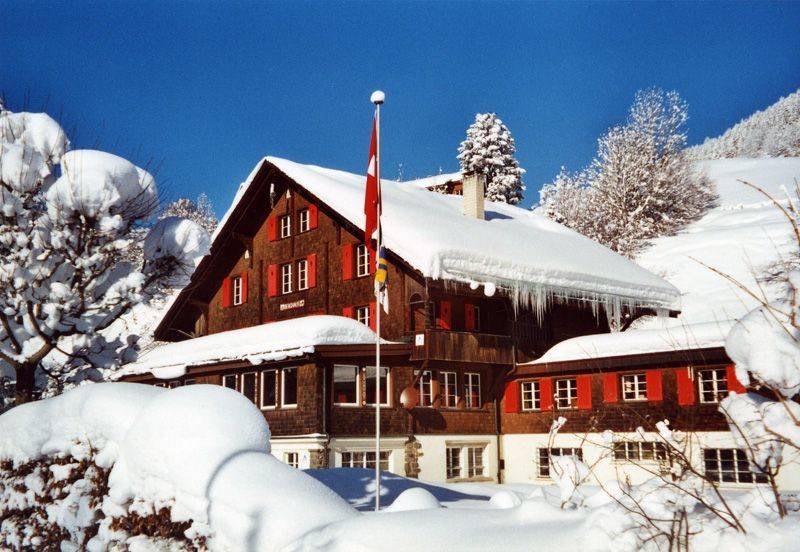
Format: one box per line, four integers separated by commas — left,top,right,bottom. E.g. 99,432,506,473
0,383,355,550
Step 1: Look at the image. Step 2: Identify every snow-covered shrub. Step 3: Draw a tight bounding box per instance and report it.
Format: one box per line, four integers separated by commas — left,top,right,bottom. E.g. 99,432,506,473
0,106,211,404
457,113,525,204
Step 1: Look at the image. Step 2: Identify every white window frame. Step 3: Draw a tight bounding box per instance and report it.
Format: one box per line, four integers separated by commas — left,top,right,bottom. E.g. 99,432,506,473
613,441,667,462
333,364,360,406
538,447,583,478
280,214,291,238
467,446,484,478
222,374,237,390
355,305,370,328
356,244,370,277
418,370,433,407
260,369,277,410
232,275,243,306
439,371,458,408
284,452,299,469
281,368,298,408
241,371,258,404
446,446,461,479
297,259,309,291
340,450,390,471
555,378,578,409
703,448,767,484
465,372,481,409
366,366,390,406
445,443,487,481
281,263,293,295
622,373,648,402
698,368,728,404
521,380,540,411
298,209,310,233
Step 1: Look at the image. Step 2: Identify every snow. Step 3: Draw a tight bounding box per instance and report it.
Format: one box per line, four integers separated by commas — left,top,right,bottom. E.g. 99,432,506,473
120,315,385,379
143,216,210,286
215,156,679,321
0,111,69,164
382,487,441,512
405,171,461,189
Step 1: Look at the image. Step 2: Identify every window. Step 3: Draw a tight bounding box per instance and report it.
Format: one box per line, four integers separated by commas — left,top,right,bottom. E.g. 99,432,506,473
468,304,481,331
622,373,648,401
366,366,390,406
467,446,484,478
222,374,237,390
184,378,196,386
282,368,298,407
521,381,540,411
297,259,309,290
445,444,486,480
261,369,277,409
555,378,577,409
465,372,481,408
355,305,370,328
698,368,728,403
241,372,257,403
356,244,370,277
613,441,667,462
232,275,243,306
446,447,461,479
298,209,310,233
333,365,359,405
538,447,583,478
418,370,433,407
167,380,182,389
439,371,458,408
340,451,390,471
704,449,767,484
284,452,299,469
280,215,291,238
281,263,293,295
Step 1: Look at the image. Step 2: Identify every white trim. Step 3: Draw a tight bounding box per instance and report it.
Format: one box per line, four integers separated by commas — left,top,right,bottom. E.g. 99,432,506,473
621,373,648,402
356,244,370,277
366,365,391,406
240,371,258,404
280,214,292,238
281,367,298,408
297,259,309,291
281,263,293,295
555,377,578,409
298,209,310,233
260,368,277,410
521,380,540,411
465,372,481,409
232,275,243,306
439,371,458,408
332,364,360,406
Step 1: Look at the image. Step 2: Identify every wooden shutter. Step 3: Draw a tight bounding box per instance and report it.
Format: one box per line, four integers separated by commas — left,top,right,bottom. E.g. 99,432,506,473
464,303,476,331
221,277,232,308
341,244,354,280
306,254,317,288
267,264,279,297
676,367,696,405
268,217,277,241
602,372,618,403
241,272,249,303
308,204,319,229
726,364,747,394
503,380,520,413
369,301,377,331
540,378,553,411
342,306,354,318
646,370,663,401
576,375,592,409
437,300,452,330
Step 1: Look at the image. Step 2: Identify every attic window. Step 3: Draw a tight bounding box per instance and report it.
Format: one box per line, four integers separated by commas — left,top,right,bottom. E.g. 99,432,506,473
299,209,310,233
280,215,291,238
356,244,370,277
232,276,243,306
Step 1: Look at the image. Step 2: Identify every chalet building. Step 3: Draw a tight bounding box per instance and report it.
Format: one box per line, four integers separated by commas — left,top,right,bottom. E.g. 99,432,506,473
122,155,683,484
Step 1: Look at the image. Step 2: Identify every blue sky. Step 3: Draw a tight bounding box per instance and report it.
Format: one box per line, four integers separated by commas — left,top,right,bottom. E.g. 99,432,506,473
2,1,799,214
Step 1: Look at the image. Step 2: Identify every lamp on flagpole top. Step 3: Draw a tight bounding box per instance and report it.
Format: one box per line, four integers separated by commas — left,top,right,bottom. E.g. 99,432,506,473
371,90,385,105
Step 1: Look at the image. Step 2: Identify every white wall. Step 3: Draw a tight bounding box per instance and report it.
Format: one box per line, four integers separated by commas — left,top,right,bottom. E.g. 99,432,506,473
415,434,499,484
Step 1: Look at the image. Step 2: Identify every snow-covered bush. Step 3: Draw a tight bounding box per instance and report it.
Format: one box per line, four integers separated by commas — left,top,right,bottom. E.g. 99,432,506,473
457,113,525,204
0,106,211,404
539,88,716,257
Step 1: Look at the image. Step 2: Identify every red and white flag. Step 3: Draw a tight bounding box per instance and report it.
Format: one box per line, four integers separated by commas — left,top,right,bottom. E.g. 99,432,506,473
363,115,380,252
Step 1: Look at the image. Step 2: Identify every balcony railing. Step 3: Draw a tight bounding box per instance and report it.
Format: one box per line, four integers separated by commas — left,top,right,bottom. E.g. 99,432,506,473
409,329,514,364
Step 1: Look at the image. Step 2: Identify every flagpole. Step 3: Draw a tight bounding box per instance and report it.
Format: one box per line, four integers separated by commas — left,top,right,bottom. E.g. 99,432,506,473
370,90,385,512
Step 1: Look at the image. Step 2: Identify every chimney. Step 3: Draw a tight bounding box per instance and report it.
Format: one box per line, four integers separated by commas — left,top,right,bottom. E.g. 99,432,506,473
462,173,485,220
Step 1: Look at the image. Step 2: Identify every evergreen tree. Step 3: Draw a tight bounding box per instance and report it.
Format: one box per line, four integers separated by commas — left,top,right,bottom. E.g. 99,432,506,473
457,113,525,204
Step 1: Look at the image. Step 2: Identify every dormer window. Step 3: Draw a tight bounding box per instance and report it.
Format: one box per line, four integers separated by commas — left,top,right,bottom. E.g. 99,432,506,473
280,215,291,238
232,276,243,306
299,209,310,233
356,244,370,277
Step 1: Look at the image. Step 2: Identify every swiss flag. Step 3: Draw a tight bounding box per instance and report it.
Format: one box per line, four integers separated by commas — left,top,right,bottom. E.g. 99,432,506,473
363,115,380,254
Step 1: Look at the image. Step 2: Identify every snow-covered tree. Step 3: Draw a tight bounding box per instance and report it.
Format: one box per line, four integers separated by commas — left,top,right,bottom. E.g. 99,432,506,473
162,193,217,235
457,113,525,204
0,107,210,405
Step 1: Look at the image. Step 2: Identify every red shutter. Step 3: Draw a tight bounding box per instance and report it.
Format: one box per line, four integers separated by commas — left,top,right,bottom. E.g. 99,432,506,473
221,277,232,308
726,364,747,394
368,247,376,275
268,217,277,241
306,254,317,288
369,301,377,331
603,373,618,403
308,204,319,229
676,367,696,405
241,272,249,303
540,378,553,411
341,244,354,281
504,380,520,413
576,375,592,409
267,264,278,297
646,370,663,401
437,300,452,329
464,303,476,331
342,306,354,318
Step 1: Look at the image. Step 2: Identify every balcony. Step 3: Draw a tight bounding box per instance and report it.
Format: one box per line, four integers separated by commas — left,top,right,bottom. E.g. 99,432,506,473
409,329,514,365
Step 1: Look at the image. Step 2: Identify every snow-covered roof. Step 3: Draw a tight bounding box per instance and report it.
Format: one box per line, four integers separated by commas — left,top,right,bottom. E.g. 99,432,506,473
529,321,733,365
405,172,462,189
122,315,384,379
214,157,679,316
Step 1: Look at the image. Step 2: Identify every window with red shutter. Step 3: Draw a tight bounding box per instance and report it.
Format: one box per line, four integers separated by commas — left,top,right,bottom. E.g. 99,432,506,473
341,244,354,281
576,375,592,409
267,217,277,241
540,378,553,410
342,306,354,318
503,380,520,413
267,264,279,297
308,204,319,229
437,300,452,330
221,277,232,308
646,370,663,401
306,254,317,288
676,368,696,405
726,365,747,394
602,373,618,403
240,272,249,303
